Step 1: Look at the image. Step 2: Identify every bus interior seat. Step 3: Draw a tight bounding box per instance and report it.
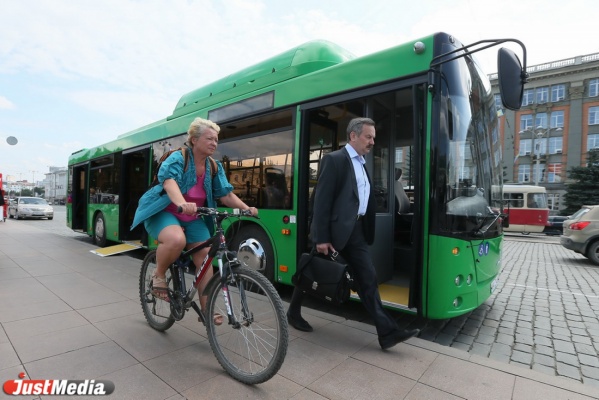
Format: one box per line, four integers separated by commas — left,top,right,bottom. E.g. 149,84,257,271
261,167,286,209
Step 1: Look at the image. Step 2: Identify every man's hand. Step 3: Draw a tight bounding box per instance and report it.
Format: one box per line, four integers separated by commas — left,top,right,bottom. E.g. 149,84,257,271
316,243,336,256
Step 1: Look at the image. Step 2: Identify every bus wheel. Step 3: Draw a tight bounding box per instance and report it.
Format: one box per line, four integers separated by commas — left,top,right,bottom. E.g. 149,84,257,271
521,232,530,235
94,213,108,247
586,241,599,265
231,226,274,282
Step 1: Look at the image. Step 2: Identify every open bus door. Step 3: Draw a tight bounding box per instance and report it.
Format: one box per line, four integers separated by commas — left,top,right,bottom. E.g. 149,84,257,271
119,146,151,243
71,163,89,232
370,86,424,313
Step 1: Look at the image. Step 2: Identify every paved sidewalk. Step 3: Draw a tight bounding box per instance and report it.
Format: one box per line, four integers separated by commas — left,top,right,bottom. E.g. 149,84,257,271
1,222,599,399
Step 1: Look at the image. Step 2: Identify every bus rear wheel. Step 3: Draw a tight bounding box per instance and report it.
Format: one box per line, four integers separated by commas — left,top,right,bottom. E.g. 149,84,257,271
94,212,108,247
230,226,274,283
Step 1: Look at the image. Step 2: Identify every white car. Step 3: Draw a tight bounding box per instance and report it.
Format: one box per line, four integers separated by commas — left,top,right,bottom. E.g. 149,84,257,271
8,197,54,220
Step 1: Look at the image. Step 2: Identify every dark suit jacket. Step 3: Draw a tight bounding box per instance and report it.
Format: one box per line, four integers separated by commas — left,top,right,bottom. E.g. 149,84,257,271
311,147,376,250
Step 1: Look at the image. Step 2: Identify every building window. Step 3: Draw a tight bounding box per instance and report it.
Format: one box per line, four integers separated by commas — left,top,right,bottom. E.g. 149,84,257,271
590,79,599,97
494,94,502,110
535,113,548,129
550,111,564,128
551,84,566,102
520,114,533,131
549,137,563,154
588,134,599,150
522,89,534,106
536,87,549,104
590,106,599,125
546,163,562,183
518,164,531,183
548,193,560,211
519,139,532,155
395,148,403,162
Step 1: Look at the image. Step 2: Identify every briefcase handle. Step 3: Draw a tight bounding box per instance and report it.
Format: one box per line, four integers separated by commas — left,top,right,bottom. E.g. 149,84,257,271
310,247,340,261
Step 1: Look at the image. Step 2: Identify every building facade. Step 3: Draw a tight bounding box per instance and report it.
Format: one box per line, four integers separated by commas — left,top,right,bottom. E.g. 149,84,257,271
491,52,599,215
44,167,68,204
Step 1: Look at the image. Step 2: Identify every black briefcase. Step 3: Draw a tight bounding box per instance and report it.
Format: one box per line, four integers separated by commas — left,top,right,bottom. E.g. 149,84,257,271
292,249,353,305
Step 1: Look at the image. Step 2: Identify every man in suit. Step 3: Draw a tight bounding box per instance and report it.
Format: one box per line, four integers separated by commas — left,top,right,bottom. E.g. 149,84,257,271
287,117,420,350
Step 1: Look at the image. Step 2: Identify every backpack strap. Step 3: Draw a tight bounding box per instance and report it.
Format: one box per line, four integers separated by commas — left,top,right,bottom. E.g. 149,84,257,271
181,146,190,173
208,156,217,179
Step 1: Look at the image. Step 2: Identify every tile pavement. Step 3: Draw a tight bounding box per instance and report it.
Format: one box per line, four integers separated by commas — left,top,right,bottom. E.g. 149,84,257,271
1,222,599,399
417,238,599,389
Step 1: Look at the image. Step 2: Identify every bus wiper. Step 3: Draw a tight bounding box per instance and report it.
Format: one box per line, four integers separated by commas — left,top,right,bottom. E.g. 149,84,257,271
473,207,506,237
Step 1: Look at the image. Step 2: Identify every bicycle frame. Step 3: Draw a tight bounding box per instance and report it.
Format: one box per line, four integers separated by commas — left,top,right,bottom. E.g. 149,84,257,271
171,210,247,327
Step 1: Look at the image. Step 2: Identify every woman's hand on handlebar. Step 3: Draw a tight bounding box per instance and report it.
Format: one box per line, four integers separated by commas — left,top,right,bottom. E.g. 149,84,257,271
245,207,258,217
178,202,198,215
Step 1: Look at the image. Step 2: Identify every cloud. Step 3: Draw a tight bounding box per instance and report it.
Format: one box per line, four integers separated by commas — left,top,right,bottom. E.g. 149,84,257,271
0,95,15,109
0,0,597,179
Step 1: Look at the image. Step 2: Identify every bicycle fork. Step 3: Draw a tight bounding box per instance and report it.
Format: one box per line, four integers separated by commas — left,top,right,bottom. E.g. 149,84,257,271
218,257,253,329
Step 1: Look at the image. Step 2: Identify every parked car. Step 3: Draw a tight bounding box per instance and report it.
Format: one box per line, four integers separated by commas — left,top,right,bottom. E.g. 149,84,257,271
560,205,599,265
8,197,54,220
543,215,569,235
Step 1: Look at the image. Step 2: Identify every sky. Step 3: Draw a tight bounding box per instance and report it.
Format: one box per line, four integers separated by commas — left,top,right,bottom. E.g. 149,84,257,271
0,0,595,185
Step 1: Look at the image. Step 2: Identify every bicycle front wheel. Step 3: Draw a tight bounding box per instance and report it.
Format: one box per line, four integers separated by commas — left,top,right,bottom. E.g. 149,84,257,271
139,250,175,331
204,266,288,384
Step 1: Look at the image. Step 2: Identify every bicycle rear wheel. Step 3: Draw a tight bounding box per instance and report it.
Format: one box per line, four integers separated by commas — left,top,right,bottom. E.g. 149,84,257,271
204,266,288,384
140,250,175,331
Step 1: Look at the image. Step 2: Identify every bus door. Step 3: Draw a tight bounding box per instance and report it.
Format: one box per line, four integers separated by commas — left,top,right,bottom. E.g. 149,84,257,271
71,163,89,232
120,146,150,242
300,86,424,311
370,86,423,311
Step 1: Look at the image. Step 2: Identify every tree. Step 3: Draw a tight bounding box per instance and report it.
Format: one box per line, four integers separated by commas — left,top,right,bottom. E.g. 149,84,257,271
563,149,599,215
33,186,45,197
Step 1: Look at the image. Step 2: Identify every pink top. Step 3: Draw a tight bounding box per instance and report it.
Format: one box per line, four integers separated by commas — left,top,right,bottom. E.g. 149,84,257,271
165,173,207,222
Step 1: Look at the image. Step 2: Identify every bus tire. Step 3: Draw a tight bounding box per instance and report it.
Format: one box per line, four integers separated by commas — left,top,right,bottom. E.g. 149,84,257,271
94,212,108,247
230,225,275,283
586,241,599,265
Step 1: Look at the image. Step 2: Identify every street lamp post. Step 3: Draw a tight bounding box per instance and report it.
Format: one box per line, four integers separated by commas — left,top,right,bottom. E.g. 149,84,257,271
30,170,37,196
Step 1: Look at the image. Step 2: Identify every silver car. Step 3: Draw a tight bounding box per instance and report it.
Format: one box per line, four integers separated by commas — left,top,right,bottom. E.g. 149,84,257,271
8,197,54,220
560,205,599,264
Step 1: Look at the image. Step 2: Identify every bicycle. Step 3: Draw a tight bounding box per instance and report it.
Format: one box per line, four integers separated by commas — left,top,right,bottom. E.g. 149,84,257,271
139,207,288,384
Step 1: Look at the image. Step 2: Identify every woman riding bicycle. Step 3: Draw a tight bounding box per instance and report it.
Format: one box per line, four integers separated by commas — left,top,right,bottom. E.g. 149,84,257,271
131,117,258,323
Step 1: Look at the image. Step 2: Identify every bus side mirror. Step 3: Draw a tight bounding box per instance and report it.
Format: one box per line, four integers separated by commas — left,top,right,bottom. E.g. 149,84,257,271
497,48,526,111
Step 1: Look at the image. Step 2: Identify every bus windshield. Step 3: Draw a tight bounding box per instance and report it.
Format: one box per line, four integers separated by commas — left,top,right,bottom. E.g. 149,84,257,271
440,49,502,235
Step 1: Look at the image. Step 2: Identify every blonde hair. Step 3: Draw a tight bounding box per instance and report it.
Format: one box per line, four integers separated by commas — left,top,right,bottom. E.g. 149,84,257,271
187,117,220,144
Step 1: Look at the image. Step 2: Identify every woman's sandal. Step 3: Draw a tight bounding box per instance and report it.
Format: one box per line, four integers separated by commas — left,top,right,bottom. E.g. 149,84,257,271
151,274,169,302
213,313,224,326
199,313,224,326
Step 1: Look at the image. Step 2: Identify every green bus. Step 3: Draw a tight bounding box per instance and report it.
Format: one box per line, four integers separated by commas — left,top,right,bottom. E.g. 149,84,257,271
68,32,526,319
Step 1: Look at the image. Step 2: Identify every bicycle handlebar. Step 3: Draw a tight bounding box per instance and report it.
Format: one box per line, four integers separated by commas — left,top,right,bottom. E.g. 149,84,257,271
176,206,257,218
